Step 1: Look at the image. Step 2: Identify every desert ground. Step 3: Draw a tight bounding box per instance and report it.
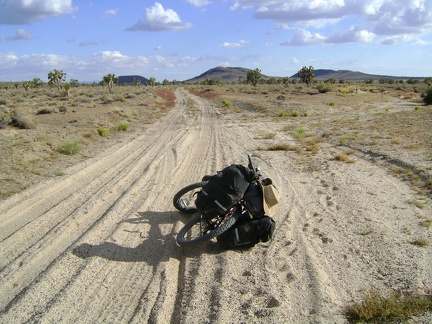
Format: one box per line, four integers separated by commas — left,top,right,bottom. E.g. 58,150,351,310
0,83,431,323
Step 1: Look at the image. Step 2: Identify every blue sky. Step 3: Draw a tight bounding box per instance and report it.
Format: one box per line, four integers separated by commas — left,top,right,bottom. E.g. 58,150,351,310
0,0,431,82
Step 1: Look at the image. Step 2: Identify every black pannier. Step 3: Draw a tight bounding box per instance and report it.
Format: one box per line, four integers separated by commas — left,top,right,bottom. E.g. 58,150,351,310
243,183,265,219
217,214,276,249
195,164,251,220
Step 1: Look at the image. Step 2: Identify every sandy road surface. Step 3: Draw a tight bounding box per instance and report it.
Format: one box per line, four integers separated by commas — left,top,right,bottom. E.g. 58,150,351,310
1,88,431,323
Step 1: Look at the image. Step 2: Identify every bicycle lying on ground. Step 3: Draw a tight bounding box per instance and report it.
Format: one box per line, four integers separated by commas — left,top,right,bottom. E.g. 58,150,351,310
173,154,275,246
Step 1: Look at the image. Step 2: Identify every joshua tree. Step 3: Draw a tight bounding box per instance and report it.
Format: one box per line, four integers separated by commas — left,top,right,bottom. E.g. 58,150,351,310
48,69,66,90
297,66,315,86
102,73,118,93
246,68,263,87
32,78,43,88
64,82,71,97
70,79,79,87
147,77,156,87
22,81,31,91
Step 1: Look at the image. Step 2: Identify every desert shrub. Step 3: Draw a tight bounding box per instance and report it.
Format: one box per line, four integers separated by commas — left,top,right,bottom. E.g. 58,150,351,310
338,86,355,94
423,86,432,105
0,106,12,129
316,83,334,93
410,239,429,247
12,114,37,129
346,289,432,322
291,110,300,117
222,99,232,107
335,152,355,163
75,96,91,104
278,111,288,117
114,95,126,103
97,127,110,137
57,141,81,155
36,107,56,115
420,219,432,229
294,128,306,139
101,95,113,104
83,133,93,138
267,143,295,151
117,122,128,131
261,132,276,139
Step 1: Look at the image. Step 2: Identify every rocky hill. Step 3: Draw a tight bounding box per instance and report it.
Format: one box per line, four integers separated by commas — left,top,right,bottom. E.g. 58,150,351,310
185,66,424,83
117,75,148,85
186,66,270,83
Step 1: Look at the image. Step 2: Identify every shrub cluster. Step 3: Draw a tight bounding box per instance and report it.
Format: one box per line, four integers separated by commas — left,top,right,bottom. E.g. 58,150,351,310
0,106,11,129
423,86,432,105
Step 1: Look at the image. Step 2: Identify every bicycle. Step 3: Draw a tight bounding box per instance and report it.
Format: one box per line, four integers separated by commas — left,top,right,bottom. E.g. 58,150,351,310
173,154,263,246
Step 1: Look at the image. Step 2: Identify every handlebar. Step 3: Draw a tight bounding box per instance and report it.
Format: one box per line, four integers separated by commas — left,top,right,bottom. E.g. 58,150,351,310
247,154,261,181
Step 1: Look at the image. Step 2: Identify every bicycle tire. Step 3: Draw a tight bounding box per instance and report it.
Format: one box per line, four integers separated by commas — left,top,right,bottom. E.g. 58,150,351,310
176,208,241,246
173,181,208,214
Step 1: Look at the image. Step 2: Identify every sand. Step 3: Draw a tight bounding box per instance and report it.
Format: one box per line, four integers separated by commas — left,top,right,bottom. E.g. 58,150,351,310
0,87,431,323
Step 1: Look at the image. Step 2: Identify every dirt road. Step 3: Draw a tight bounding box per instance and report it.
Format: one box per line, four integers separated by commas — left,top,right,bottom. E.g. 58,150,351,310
1,88,431,323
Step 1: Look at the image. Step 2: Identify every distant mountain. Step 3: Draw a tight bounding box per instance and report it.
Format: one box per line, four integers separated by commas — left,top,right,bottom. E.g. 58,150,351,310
117,75,148,85
185,67,424,83
186,66,268,83
289,69,420,81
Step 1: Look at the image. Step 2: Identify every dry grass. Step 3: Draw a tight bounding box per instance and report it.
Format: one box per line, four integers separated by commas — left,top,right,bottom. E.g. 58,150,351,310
335,151,356,163
198,83,430,196
156,88,176,108
1,82,431,200
0,84,172,199
346,289,432,322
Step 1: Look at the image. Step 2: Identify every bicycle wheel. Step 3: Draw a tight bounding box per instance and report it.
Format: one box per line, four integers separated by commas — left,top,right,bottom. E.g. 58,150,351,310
173,181,208,214
176,208,241,246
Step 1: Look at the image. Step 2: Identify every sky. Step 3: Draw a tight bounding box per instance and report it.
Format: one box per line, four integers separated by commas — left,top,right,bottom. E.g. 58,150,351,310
0,0,431,82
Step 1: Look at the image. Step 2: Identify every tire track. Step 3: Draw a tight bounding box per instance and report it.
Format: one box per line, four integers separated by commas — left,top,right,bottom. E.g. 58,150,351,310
0,89,205,321
3,86,427,323
0,87,235,323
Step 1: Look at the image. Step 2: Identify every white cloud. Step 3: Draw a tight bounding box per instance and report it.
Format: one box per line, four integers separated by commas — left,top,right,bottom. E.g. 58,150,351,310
0,0,77,24
0,29,32,43
78,40,100,46
0,53,19,68
254,0,346,24
185,0,212,7
0,51,223,81
101,9,119,18
281,29,326,46
219,40,249,48
326,27,376,43
126,2,192,32
233,0,432,44
372,0,432,35
381,34,413,45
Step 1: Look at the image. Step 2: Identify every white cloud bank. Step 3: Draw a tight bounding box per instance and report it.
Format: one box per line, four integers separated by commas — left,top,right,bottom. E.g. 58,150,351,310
232,0,432,45
0,51,223,81
0,0,77,24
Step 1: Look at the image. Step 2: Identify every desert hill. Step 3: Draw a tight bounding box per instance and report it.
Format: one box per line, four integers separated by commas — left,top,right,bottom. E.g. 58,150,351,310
186,66,259,83
117,75,148,85
185,66,425,83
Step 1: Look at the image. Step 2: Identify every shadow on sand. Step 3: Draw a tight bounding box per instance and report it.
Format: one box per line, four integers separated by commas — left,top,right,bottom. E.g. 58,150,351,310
72,210,224,265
